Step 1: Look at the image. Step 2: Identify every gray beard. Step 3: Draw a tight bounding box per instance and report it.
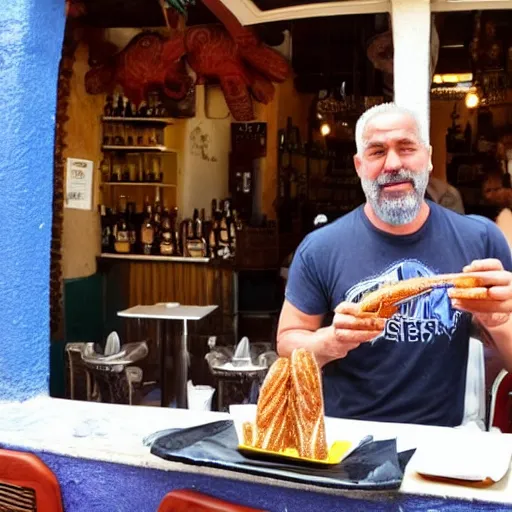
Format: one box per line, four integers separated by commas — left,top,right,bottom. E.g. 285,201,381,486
360,168,429,226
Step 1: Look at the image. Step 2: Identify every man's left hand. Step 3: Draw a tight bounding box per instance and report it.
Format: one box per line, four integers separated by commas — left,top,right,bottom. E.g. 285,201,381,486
448,258,512,329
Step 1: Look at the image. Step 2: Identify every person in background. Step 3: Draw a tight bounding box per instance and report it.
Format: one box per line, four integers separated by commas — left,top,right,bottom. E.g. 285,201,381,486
277,102,512,427
482,170,512,248
425,175,465,214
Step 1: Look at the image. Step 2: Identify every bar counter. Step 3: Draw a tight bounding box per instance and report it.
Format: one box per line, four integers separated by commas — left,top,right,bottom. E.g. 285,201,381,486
97,253,235,337
1,396,512,511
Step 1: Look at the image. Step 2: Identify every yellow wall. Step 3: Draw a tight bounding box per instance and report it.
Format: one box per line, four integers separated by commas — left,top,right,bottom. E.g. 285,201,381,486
62,41,103,280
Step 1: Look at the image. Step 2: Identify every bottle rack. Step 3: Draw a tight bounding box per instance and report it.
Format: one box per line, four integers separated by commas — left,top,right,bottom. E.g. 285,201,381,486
99,115,179,213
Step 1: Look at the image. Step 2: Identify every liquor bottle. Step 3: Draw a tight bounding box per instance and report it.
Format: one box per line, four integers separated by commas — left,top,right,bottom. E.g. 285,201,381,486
171,207,181,256
182,213,205,258
99,156,111,183
209,199,218,258
113,124,125,146
218,200,230,258
136,128,144,146
140,201,155,256
99,205,113,253
114,200,130,254
153,197,162,252
151,157,162,182
121,159,130,182
126,125,134,146
138,101,148,117
126,201,137,252
103,95,114,117
124,98,133,117
159,208,174,256
146,95,154,117
111,158,122,182
114,93,125,117
180,218,191,257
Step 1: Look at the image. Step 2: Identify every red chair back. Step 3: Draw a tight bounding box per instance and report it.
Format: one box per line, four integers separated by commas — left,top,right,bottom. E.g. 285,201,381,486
488,369,512,433
0,449,63,512
158,489,267,512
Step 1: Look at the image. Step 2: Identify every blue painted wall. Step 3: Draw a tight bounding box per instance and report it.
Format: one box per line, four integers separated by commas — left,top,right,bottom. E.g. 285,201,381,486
0,0,65,400
7,448,511,512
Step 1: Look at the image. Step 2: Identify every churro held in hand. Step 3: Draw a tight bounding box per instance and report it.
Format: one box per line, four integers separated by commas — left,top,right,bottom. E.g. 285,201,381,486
356,273,488,319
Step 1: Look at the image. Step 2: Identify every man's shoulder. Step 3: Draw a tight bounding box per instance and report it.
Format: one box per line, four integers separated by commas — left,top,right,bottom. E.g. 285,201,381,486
433,202,494,237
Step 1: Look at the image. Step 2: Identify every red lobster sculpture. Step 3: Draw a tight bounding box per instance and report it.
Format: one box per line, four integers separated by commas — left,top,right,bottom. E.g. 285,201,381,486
84,0,290,121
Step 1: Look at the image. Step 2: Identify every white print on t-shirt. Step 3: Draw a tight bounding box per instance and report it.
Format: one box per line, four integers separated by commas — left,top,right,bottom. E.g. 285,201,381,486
345,259,467,345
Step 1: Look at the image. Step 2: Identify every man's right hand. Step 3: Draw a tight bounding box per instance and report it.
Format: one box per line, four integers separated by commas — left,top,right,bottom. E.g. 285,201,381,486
325,302,386,360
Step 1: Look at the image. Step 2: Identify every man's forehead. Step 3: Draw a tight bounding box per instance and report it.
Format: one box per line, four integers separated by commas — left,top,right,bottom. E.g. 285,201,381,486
363,112,420,143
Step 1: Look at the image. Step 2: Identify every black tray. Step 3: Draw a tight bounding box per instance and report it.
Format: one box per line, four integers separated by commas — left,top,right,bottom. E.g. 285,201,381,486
146,420,415,491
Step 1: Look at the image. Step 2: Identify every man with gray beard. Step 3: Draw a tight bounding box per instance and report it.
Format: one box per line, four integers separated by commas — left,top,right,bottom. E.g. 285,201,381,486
276,103,512,427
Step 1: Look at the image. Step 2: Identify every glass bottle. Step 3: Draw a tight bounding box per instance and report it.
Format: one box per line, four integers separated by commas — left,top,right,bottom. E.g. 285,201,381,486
114,198,130,254
140,201,155,256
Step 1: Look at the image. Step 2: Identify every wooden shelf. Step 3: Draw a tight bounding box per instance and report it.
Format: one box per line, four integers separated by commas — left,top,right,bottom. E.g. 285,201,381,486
100,253,210,264
102,116,174,124
101,182,176,188
102,145,177,153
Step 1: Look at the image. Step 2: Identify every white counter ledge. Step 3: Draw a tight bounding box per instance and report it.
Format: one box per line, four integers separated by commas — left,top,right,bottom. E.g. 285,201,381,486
0,396,511,505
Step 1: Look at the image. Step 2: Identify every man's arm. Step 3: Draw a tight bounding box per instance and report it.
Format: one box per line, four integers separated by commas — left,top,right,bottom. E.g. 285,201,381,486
277,300,386,368
277,300,333,367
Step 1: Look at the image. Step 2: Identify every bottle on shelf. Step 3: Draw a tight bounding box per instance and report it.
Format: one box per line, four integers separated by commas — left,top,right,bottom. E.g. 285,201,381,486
114,196,130,254
209,199,218,258
121,157,130,182
126,201,138,252
218,200,231,258
181,209,207,258
114,93,125,117
159,208,174,256
113,124,125,146
140,199,155,255
151,156,162,182
136,127,144,146
99,204,114,253
126,125,134,146
137,101,148,118
111,158,122,182
99,156,111,183
103,95,114,117
124,98,134,117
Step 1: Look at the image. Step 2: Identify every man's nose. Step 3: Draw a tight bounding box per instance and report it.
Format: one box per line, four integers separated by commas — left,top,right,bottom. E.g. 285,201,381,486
383,150,401,171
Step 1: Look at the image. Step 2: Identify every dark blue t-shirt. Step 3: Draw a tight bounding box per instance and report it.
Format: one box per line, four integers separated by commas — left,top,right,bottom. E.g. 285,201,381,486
285,201,512,427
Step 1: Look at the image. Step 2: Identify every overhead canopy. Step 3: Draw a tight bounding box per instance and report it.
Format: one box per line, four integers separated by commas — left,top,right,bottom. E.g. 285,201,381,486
218,0,512,25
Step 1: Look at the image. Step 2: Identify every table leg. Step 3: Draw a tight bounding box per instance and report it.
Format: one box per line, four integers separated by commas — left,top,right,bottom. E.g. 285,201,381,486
158,319,168,408
175,319,188,409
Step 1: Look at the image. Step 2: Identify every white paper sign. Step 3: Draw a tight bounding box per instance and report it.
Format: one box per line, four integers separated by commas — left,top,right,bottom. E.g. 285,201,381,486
65,158,93,210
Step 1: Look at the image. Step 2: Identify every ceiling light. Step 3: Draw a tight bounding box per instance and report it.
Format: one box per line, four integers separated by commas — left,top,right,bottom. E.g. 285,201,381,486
465,90,480,109
320,123,331,136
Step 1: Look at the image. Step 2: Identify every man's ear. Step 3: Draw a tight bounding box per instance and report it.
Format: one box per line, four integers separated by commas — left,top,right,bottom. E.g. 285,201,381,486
354,154,362,177
428,145,433,173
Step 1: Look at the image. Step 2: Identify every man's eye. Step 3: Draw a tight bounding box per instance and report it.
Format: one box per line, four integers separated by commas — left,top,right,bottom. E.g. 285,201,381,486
401,147,415,153
370,150,384,157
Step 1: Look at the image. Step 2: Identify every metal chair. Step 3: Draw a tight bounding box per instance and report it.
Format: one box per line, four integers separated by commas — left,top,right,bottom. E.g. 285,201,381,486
0,449,63,512
80,341,149,405
158,489,266,511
